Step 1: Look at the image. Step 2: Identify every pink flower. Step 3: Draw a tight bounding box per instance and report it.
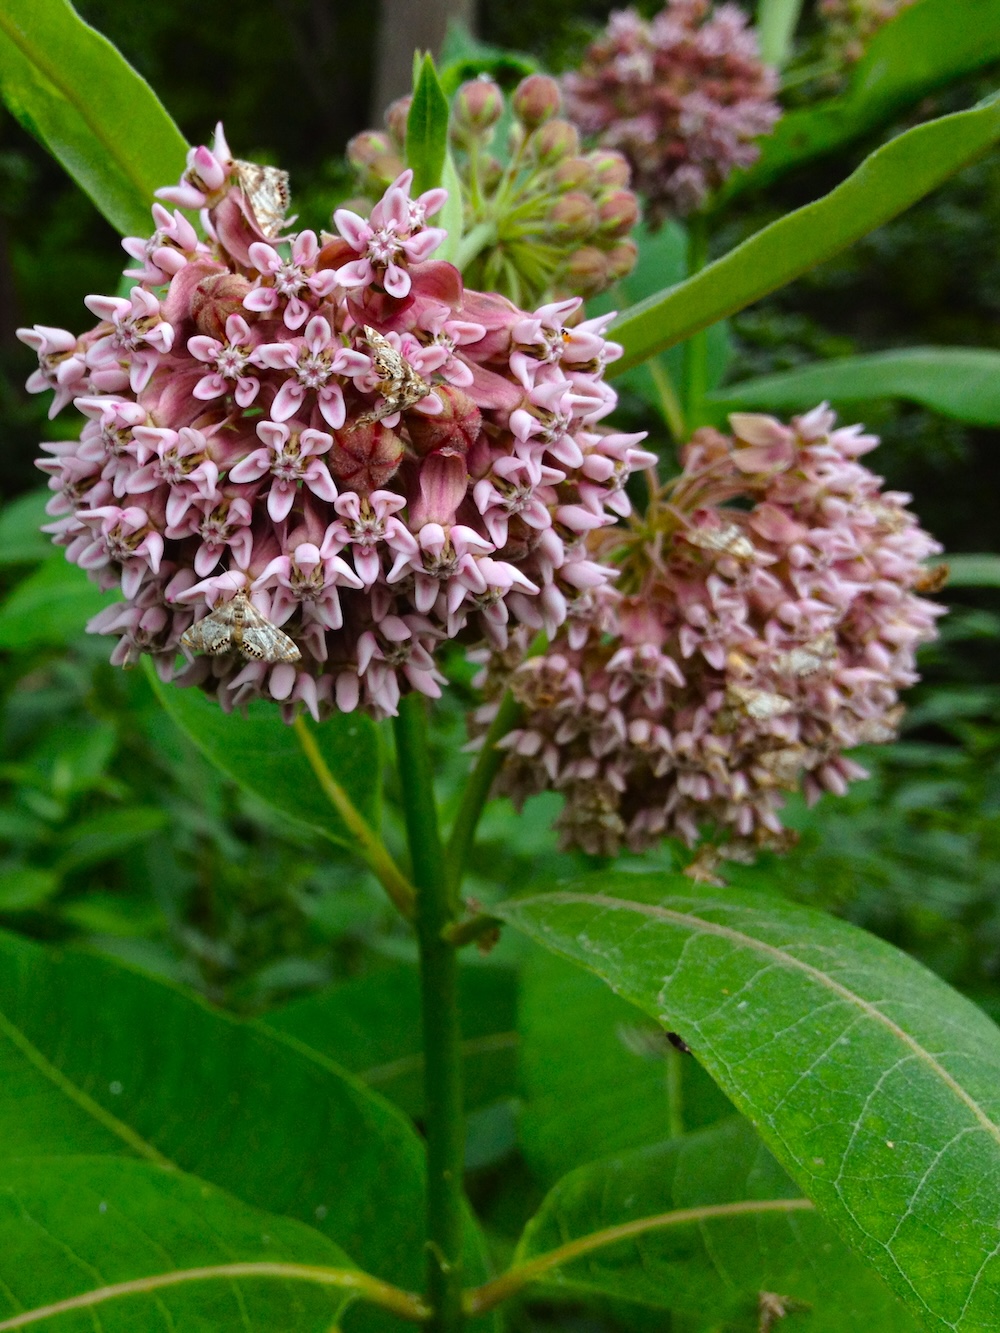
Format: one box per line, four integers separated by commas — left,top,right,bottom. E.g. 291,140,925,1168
243,231,338,330
188,314,261,407
253,316,370,428
229,422,338,521
333,170,447,298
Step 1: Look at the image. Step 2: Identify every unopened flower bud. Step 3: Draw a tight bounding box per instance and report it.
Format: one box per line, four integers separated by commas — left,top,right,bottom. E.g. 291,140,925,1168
547,190,600,242
552,155,597,191
190,272,253,340
384,96,412,149
563,246,609,296
347,130,402,184
453,77,504,136
330,420,404,493
406,386,482,457
588,150,632,189
529,118,580,167
512,74,563,129
597,189,640,239
604,239,639,282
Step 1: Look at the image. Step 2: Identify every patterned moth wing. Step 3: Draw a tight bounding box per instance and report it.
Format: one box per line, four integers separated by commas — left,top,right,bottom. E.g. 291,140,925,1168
234,160,291,238
181,592,300,663
359,326,430,424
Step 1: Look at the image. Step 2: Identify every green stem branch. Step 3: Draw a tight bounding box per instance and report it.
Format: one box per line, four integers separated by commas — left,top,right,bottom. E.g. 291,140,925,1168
293,716,416,919
683,214,710,430
463,1198,814,1317
0,1264,429,1331
756,0,804,68
445,691,522,894
394,695,466,1333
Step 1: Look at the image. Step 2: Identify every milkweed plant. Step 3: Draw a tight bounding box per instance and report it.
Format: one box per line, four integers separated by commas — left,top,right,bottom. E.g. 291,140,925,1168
4,0,1000,1330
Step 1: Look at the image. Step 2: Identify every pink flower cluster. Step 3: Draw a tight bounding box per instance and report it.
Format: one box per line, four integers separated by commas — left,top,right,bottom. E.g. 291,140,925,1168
562,0,781,220
480,407,943,859
20,126,653,721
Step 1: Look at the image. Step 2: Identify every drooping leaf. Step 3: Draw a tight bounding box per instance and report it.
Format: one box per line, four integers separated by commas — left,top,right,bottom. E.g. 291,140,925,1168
495,875,1000,1330
0,1156,358,1332
706,348,1000,426
149,672,381,848
515,1118,920,1330
0,930,427,1302
731,0,1000,199
609,94,1000,375
407,54,450,196
518,949,731,1184
0,557,117,650
0,0,188,236
0,490,51,566
263,960,517,1119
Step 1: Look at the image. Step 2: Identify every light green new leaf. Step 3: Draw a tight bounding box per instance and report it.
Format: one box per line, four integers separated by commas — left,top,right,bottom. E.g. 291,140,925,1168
407,54,450,196
707,348,1000,426
515,1119,920,1329
0,557,117,650
609,95,1000,375
0,0,188,236
0,1156,359,1332
518,949,731,1184
263,960,517,1119
0,930,428,1304
495,875,1000,1331
149,673,381,847
734,0,1000,198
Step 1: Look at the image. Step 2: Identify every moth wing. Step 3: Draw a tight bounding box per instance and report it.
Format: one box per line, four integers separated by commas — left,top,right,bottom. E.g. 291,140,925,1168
181,611,234,656
235,160,290,237
237,600,301,663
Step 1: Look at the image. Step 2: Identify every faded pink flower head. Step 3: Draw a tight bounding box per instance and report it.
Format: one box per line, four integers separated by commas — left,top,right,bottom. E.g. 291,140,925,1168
477,406,944,861
562,0,781,220
19,130,652,722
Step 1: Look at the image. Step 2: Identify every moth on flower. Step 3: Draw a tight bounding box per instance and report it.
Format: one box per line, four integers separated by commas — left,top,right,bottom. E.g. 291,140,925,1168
181,590,301,663
234,160,291,238
359,326,430,424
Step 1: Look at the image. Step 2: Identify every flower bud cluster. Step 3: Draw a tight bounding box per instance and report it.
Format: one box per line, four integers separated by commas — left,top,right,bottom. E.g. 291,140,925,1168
348,74,641,307
817,0,915,68
20,125,653,721
562,0,781,221
477,407,943,860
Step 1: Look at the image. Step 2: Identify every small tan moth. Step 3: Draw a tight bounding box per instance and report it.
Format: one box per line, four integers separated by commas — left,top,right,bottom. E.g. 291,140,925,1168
234,160,291,238
359,326,431,424
181,590,300,663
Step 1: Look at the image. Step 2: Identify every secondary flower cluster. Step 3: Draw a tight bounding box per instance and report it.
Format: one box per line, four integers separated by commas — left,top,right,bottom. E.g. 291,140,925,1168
20,126,653,721
478,406,943,860
818,0,916,68
348,74,640,307
562,0,781,220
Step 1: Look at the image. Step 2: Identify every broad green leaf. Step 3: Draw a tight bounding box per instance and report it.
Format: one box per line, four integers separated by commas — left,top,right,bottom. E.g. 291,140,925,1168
263,960,517,1119
943,554,1000,587
149,672,381,848
732,0,1000,199
407,54,450,196
0,0,188,236
0,929,428,1302
0,557,117,650
518,949,731,1184
707,348,1000,426
0,490,50,566
436,151,466,265
609,94,1000,375
515,1118,920,1330
0,867,59,912
0,1156,358,1332
495,875,1000,1330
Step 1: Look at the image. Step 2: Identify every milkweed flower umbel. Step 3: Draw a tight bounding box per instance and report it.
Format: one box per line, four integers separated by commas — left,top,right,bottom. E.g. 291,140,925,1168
20,126,652,721
562,0,781,221
476,407,944,861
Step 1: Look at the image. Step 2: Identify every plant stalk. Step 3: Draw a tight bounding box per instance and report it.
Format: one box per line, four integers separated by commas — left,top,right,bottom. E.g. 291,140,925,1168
756,0,804,68
445,690,522,894
683,215,710,430
394,695,466,1333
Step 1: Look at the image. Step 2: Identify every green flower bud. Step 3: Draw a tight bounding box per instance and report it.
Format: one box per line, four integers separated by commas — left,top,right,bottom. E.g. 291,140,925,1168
551,155,597,191
453,77,504,137
563,245,609,296
588,150,632,189
384,95,412,150
512,74,562,130
597,189,640,239
604,238,639,282
547,190,600,242
529,118,580,167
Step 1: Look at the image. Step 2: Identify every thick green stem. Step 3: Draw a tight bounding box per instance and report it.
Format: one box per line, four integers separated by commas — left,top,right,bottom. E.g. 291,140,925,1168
683,215,710,430
445,691,522,894
393,696,465,1333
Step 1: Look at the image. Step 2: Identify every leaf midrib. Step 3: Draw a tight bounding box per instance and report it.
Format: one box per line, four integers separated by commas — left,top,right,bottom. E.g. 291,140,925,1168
0,5,173,223
519,892,1000,1149
0,1005,172,1167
